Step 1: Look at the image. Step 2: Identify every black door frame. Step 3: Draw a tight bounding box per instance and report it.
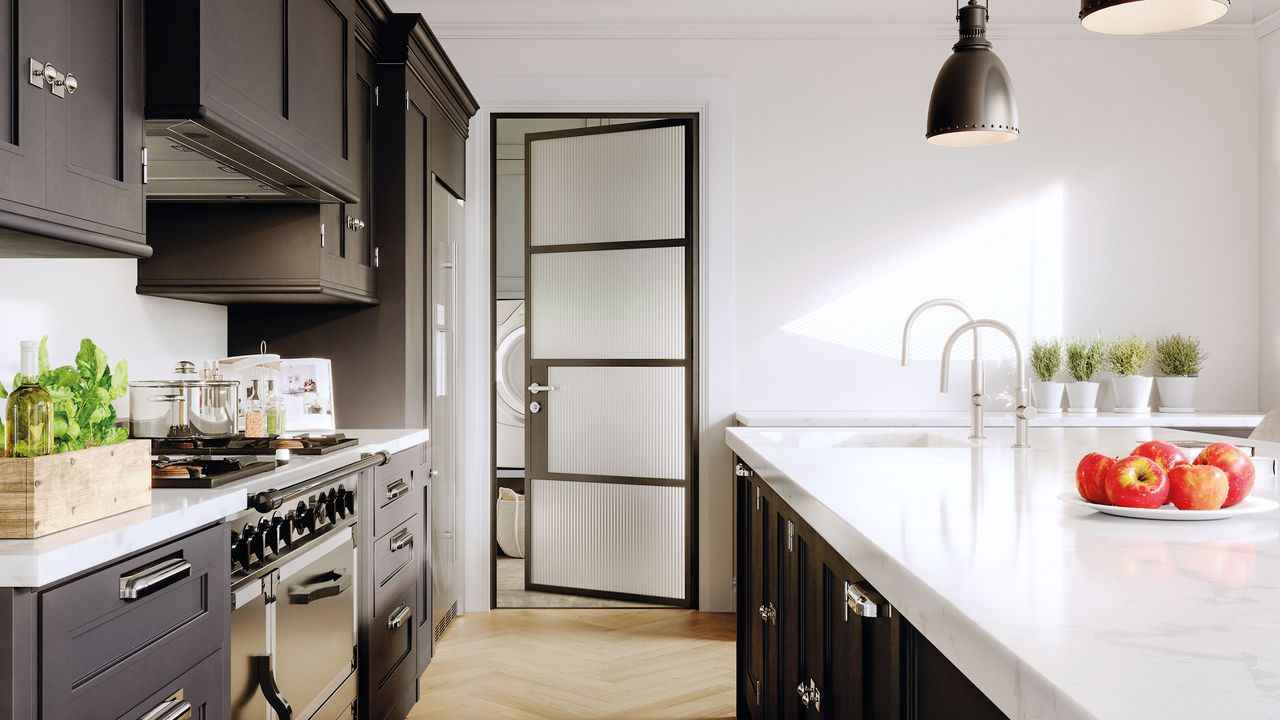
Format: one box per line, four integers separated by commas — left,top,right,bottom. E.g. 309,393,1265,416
489,112,700,609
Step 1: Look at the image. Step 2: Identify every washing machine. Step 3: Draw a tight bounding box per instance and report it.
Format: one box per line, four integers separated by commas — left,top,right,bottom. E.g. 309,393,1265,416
495,300,526,470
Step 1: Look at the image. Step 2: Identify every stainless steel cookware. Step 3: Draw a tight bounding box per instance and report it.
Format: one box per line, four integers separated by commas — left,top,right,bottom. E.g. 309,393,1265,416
129,361,240,439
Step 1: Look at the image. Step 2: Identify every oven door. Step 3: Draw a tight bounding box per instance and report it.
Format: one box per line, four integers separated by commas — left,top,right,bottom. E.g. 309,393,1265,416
274,526,357,719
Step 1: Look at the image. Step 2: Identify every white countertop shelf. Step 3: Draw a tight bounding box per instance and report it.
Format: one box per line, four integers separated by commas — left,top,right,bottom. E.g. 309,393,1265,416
0,428,428,588
735,410,1264,430
726,425,1280,720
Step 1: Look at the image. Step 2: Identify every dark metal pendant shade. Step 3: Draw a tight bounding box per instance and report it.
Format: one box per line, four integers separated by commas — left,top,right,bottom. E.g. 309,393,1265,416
1080,0,1229,35
926,1,1019,147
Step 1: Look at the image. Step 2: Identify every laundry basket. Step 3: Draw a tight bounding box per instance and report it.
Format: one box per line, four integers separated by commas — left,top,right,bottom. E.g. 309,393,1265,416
496,487,526,558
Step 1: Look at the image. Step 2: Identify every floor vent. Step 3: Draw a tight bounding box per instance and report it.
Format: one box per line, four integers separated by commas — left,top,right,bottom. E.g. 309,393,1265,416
434,601,457,641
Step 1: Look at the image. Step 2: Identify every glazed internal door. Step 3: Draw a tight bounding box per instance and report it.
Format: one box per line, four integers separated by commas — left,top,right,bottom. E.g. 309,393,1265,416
524,118,696,605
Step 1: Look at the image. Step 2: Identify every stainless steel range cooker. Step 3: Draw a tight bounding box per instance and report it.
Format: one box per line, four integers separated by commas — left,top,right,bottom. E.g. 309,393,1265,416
228,451,387,720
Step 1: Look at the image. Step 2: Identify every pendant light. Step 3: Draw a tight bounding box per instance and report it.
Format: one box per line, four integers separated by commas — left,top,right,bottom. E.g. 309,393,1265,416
926,0,1019,147
1080,0,1229,35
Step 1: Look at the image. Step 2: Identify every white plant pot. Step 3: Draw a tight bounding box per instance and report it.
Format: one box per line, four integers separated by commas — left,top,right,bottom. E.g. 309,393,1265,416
1155,376,1197,413
1066,381,1100,414
1031,381,1064,414
1112,375,1154,413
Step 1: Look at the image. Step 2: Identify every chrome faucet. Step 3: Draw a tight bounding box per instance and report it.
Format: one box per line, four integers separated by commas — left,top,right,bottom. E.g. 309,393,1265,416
902,299,985,440
941,319,1036,449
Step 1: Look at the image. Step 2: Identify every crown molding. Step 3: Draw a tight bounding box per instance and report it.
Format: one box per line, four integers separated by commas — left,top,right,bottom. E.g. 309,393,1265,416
1257,7,1280,37
431,20,1262,41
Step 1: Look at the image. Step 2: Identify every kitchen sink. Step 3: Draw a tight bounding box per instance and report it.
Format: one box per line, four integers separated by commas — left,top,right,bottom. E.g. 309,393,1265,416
755,430,976,449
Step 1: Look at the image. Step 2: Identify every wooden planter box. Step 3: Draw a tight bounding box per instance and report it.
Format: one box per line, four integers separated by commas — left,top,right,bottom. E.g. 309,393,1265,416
0,440,152,539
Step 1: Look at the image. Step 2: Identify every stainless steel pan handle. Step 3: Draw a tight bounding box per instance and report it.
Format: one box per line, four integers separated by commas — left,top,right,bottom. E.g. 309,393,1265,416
120,557,192,600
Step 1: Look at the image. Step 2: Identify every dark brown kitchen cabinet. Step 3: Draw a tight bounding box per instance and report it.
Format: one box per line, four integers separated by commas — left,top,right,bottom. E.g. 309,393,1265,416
145,0,359,202
0,523,229,720
358,445,430,720
0,0,148,258
736,461,1005,720
137,4,382,305
226,9,479,429
139,201,378,304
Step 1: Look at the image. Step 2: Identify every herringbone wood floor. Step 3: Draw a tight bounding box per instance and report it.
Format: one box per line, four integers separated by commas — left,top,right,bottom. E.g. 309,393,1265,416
408,609,736,719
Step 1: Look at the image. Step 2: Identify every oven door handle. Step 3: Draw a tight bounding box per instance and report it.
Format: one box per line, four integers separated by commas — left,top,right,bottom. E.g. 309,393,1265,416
287,567,350,604
251,654,292,720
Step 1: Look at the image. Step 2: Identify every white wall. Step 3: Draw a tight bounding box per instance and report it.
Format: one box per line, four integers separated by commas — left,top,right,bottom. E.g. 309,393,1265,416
1261,28,1280,409
0,259,227,415
444,34,1260,415
443,32,1261,611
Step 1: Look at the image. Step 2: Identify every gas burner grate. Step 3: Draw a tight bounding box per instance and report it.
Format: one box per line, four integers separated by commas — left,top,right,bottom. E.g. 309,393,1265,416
150,433,358,457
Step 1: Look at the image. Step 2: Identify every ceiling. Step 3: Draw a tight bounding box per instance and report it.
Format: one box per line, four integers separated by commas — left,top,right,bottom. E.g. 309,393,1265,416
391,0,1278,28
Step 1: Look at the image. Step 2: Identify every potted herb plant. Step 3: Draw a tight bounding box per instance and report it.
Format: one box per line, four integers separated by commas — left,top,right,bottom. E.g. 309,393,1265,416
1065,337,1104,413
1029,339,1064,414
1105,334,1153,413
0,337,148,539
1155,334,1205,412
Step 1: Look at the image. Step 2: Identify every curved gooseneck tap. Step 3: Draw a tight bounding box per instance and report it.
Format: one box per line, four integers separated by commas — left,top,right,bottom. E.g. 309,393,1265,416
941,319,1035,449
902,299,985,440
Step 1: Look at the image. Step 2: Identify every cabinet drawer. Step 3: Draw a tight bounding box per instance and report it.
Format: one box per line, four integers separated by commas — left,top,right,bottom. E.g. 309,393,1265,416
113,648,226,720
370,566,417,716
375,681,418,720
41,523,228,720
373,450,418,537
374,515,417,590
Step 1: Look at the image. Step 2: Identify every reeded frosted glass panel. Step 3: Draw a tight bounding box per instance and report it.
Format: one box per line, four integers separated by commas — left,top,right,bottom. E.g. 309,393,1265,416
531,247,684,359
530,124,685,246
546,366,685,480
529,479,685,599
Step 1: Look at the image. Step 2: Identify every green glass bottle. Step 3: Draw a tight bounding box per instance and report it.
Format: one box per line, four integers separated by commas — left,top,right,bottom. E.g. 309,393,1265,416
5,340,53,457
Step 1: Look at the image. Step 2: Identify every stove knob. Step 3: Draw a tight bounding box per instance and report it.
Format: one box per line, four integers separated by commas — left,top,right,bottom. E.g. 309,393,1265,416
292,502,309,536
302,505,318,534
259,517,278,555
274,514,292,548
323,492,337,522
335,486,348,519
244,523,265,564
342,485,355,515
231,531,250,571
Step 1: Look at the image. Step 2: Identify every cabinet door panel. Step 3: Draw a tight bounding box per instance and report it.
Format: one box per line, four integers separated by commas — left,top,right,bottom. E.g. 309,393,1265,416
64,0,120,180
342,39,375,271
204,0,286,120
45,0,144,234
0,0,48,210
289,0,348,159
740,476,771,719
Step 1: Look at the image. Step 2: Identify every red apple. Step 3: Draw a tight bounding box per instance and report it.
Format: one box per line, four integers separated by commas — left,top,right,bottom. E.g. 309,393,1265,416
1194,443,1255,508
1105,456,1170,509
1076,453,1115,504
1130,440,1189,473
1167,464,1229,510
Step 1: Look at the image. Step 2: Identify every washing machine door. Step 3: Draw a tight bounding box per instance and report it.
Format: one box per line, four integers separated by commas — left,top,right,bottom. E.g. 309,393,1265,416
495,304,526,428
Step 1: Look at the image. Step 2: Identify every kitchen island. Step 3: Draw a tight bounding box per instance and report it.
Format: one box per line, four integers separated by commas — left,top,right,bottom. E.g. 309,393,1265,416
728,426,1280,720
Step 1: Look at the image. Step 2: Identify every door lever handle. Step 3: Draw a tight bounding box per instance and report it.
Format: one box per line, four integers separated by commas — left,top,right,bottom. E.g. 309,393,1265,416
528,383,555,395
252,654,293,720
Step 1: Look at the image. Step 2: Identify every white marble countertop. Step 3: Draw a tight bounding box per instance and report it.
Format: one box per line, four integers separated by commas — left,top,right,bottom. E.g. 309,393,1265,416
0,428,428,588
735,410,1264,430
726,425,1280,720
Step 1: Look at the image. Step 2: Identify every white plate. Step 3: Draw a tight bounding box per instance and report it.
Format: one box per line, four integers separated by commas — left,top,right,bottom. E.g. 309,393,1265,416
1057,492,1279,521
